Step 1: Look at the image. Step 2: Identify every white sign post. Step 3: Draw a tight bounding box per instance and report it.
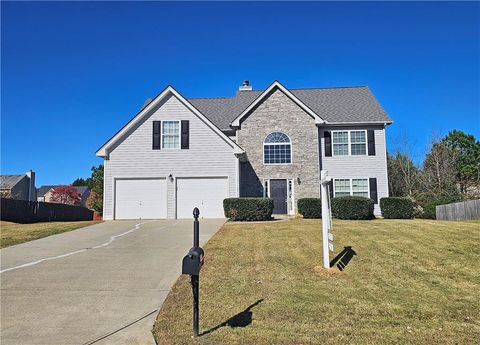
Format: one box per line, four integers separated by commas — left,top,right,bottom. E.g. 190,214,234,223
320,170,333,269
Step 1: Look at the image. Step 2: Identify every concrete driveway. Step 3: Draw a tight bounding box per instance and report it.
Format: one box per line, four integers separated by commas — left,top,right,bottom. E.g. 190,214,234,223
0,219,225,345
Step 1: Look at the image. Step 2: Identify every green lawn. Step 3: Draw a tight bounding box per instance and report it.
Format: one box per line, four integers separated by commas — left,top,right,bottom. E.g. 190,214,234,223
0,220,102,248
153,218,480,345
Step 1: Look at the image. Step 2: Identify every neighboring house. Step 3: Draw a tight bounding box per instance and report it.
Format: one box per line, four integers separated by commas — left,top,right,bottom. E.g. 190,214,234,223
36,185,56,202
37,185,90,206
96,80,392,220
0,170,36,201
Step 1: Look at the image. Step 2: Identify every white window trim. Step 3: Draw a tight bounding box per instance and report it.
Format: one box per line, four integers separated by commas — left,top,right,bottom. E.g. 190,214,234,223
264,179,270,197
263,132,293,165
333,178,370,198
331,130,367,157
288,179,295,214
161,120,181,150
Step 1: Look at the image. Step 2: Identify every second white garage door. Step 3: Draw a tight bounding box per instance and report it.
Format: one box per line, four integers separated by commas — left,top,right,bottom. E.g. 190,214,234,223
176,177,228,218
115,178,167,219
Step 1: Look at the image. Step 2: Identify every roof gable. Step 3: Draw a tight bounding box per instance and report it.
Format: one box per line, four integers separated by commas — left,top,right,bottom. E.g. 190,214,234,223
37,185,56,197
96,86,244,157
230,81,325,128
188,84,392,130
0,175,24,189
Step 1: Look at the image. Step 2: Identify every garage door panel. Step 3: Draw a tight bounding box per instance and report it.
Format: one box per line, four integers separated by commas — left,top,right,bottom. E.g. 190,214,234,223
177,177,228,218
115,178,166,219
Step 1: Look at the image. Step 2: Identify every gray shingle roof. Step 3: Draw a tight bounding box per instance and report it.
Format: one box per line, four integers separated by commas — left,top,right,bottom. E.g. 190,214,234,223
37,185,56,197
188,86,391,131
37,185,90,197
188,98,236,131
290,87,391,124
0,175,24,189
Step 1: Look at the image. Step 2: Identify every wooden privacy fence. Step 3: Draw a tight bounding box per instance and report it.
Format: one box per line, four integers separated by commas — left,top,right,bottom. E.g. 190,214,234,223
436,199,480,221
0,198,93,223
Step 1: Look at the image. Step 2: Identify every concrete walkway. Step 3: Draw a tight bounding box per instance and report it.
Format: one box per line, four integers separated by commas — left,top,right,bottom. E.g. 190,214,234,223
0,219,225,345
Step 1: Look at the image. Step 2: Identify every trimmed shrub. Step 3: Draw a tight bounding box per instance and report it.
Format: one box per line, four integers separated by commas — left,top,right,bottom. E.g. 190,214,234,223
380,197,414,219
331,196,375,220
420,204,436,219
223,198,274,221
298,198,322,219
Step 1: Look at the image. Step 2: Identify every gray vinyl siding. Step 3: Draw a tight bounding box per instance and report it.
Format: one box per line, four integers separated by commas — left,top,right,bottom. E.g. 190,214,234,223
10,177,29,201
319,125,389,215
103,94,238,220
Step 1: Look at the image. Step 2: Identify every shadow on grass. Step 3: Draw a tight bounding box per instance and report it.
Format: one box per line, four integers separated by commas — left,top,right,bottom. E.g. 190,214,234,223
330,246,357,271
199,299,264,336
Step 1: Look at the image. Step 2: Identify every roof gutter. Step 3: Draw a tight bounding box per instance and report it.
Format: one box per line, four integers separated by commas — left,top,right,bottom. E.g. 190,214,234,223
320,120,393,126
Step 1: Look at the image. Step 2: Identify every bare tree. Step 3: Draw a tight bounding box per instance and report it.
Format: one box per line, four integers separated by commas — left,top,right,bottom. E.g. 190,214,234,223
388,132,421,197
421,135,460,198
388,152,420,197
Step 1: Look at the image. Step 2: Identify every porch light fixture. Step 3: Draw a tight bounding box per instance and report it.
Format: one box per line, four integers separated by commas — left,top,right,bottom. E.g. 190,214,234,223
168,174,174,182
297,177,301,184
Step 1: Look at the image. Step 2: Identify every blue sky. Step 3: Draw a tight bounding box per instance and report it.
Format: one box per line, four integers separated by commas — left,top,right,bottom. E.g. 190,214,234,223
2,1,479,186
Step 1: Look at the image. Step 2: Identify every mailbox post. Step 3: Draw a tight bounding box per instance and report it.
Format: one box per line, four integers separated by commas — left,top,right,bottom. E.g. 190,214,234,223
182,207,204,337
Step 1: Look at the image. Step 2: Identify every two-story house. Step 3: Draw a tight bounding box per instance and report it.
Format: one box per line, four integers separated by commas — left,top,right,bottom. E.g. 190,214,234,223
96,81,392,220
0,170,36,201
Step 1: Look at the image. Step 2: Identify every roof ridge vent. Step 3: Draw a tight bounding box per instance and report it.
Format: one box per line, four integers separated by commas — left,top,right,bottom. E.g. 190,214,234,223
238,80,252,91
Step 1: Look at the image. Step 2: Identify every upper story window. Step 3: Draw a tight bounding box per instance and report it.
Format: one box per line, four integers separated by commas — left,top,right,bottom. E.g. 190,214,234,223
350,131,367,155
264,132,292,164
332,131,349,155
332,130,367,156
162,121,180,149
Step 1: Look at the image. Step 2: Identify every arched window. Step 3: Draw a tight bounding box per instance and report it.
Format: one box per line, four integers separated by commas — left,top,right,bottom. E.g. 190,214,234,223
264,132,292,164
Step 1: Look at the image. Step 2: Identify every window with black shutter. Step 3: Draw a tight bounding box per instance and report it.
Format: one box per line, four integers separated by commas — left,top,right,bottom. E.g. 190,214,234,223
369,178,378,203
153,121,161,150
368,130,376,156
181,120,189,149
328,180,334,199
324,131,332,157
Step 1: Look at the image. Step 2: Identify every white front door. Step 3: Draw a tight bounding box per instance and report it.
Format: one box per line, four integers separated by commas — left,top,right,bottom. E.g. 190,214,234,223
115,178,167,219
176,177,228,218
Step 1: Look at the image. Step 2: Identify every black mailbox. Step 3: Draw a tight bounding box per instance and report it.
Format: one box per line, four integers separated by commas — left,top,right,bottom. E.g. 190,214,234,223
182,207,203,337
182,246,204,275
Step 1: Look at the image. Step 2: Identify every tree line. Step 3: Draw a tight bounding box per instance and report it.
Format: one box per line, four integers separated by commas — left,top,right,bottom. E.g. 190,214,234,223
72,165,103,212
388,130,479,218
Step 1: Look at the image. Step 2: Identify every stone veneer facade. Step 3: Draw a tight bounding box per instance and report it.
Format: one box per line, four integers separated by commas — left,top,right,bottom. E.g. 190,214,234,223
236,88,320,212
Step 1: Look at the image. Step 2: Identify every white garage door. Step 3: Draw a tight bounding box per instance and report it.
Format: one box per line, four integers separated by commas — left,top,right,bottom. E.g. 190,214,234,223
177,177,228,218
115,178,167,219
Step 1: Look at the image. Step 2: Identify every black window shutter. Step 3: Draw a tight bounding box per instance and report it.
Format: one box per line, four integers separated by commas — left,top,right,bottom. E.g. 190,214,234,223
324,131,332,157
181,120,189,149
153,121,161,150
328,180,334,199
369,178,378,203
368,130,376,156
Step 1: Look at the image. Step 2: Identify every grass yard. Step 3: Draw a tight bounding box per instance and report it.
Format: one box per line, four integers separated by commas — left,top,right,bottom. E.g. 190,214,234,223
0,220,102,248
154,218,480,345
